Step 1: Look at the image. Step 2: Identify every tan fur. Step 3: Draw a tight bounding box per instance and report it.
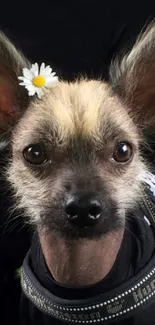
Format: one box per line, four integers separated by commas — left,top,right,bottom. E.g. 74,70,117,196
6,79,145,226
0,24,154,234
12,80,139,148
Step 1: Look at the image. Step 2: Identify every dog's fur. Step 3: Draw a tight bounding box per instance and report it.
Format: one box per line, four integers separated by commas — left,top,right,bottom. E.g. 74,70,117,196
0,24,155,241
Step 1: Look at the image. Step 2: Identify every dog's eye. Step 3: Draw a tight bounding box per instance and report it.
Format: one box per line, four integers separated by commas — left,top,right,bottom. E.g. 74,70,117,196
113,142,133,163
23,144,48,165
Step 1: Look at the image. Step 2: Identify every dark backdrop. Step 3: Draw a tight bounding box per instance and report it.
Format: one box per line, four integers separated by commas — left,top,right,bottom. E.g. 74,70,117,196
1,1,155,322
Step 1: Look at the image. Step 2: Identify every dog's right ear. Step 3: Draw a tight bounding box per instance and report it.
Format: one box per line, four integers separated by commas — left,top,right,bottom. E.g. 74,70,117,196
110,23,155,130
0,32,31,134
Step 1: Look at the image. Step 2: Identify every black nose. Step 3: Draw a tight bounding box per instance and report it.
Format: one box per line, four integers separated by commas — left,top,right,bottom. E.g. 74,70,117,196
65,197,102,226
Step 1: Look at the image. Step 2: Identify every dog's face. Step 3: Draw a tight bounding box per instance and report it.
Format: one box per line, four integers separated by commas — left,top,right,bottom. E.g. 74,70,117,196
8,81,142,239
0,25,155,239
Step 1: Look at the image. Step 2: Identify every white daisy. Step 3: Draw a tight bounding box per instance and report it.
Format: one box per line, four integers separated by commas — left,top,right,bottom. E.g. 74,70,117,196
18,62,59,99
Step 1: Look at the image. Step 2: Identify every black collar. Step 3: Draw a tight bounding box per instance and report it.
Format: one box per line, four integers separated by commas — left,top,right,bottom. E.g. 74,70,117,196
21,248,155,324
21,207,155,324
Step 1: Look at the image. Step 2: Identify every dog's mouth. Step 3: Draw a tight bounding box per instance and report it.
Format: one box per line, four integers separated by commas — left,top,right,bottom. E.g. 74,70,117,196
41,216,122,240
41,202,123,240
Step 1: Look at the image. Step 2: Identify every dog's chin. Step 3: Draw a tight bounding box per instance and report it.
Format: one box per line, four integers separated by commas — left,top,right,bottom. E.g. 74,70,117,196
38,210,125,285
38,223,125,286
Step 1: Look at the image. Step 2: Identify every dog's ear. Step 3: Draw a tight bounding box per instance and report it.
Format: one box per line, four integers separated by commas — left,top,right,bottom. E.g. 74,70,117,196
110,23,155,129
0,32,31,133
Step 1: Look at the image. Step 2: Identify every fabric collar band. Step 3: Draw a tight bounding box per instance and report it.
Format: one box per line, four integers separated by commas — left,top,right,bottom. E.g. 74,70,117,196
21,253,155,324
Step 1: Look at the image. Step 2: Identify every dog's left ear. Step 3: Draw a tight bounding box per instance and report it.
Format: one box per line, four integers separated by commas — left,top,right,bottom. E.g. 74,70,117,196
110,23,155,129
0,32,31,132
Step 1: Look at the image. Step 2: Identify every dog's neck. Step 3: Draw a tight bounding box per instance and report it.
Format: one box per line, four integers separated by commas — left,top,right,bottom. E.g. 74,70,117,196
38,228,124,286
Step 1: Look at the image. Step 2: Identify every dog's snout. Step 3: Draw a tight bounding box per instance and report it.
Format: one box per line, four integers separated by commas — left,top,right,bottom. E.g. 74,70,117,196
65,197,102,227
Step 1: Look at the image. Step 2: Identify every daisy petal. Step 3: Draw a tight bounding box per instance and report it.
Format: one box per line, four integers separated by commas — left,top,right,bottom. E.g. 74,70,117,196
50,72,56,77
19,79,32,85
40,62,45,74
23,68,34,80
25,86,37,95
19,82,27,86
44,71,56,77
25,84,34,90
18,76,25,81
45,76,58,87
31,63,39,76
36,88,44,99
28,89,36,96
43,66,52,75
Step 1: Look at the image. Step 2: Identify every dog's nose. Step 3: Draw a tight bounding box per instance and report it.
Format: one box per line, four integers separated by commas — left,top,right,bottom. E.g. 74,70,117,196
65,197,102,226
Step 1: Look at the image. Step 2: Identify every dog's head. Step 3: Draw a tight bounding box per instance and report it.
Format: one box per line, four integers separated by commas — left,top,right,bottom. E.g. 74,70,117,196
1,25,155,240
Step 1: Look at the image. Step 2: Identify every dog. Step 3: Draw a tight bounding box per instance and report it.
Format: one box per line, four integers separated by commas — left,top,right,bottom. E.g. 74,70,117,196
1,23,155,324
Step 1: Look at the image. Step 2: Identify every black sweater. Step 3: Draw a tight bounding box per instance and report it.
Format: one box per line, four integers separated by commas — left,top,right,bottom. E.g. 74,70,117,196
20,209,155,325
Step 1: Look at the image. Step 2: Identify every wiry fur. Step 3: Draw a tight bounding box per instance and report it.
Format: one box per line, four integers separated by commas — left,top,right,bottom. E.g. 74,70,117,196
110,23,155,127
7,80,145,237
0,23,155,239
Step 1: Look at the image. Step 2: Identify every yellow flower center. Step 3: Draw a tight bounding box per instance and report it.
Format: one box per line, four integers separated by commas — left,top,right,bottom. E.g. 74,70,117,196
32,75,45,88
